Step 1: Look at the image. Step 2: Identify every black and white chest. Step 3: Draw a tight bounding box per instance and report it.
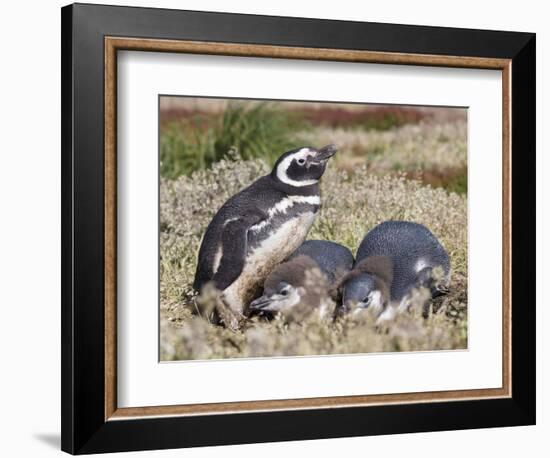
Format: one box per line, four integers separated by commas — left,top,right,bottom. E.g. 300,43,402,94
222,192,320,313
247,193,321,251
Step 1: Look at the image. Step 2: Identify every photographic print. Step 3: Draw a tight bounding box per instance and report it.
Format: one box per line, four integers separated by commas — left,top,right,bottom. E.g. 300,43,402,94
159,96,468,361
62,7,535,452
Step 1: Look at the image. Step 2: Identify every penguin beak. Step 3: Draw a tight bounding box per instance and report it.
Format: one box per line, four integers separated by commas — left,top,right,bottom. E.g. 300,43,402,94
250,295,274,310
312,144,337,163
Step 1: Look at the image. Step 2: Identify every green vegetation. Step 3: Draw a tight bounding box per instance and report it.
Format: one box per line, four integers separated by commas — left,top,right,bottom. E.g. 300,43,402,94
160,125,215,178
160,102,305,178
443,169,468,195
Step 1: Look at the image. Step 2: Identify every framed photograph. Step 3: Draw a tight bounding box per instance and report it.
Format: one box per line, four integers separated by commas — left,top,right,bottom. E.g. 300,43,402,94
61,3,536,454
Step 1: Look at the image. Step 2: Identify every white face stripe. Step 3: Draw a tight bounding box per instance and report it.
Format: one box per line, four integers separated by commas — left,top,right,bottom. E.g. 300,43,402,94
262,287,301,312
276,148,318,187
297,147,314,157
351,290,384,318
250,195,320,233
369,290,384,315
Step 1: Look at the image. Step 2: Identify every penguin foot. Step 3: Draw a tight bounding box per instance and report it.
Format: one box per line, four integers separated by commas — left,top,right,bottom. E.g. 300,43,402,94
215,297,245,331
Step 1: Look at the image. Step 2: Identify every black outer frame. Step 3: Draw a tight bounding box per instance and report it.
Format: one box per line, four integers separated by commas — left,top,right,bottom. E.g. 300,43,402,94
61,3,536,454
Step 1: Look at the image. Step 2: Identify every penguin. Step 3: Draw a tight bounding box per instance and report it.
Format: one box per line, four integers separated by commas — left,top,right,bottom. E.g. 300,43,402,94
193,145,338,321
249,240,354,320
288,240,355,284
340,221,450,320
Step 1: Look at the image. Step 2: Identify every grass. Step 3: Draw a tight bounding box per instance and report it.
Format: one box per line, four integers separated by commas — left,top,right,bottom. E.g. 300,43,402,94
160,156,468,360
297,121,468,193
160,102,467,193
404,166,468,195
160,102,305,178
296,105,429,130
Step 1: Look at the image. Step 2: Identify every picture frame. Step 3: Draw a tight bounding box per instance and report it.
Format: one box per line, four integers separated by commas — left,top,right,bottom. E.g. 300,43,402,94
61,3,536,454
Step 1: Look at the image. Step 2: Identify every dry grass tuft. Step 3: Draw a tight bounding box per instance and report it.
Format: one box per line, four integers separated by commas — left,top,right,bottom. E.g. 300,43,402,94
160,154,467,360
298,121,467,187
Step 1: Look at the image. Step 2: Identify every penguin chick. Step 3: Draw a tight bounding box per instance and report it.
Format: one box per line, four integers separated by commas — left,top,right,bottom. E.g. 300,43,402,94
339,256,393,316
193,145,337,320
288,240,355,284
249,255,334,322
250,240,354,320
341,221,450,320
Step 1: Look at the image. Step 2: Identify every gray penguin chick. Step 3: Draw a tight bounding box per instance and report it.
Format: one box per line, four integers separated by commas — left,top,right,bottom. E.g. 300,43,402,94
288,240,355,284
250,240,354,320
341,221,450,320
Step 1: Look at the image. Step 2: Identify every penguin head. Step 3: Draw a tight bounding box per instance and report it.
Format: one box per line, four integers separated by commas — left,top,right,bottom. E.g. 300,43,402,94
271,145,337,188
338,256,393,316
249,281,304,314
341,273,387,315
249,255,330,320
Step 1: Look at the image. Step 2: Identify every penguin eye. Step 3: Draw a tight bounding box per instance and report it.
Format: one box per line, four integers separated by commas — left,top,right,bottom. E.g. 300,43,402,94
279,285,291,296
297,158,306,165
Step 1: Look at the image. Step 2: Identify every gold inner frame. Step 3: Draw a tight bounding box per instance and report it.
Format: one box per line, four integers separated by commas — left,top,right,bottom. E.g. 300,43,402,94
104,37,512,421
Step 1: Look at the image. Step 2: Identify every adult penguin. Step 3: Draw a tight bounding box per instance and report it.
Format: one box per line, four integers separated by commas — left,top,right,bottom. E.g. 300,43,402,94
193,145,337,320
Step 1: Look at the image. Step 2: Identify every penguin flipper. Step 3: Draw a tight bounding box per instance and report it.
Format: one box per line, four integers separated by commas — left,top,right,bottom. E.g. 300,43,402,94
212,210,266,291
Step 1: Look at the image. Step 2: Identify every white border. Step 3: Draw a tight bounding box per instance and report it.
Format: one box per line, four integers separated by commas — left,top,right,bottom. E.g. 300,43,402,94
117,51,502,408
